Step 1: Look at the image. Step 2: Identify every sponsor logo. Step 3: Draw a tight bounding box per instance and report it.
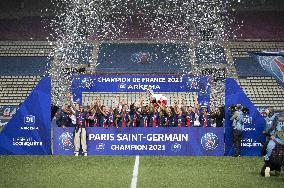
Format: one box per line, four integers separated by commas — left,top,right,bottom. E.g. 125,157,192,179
58,132,74,151
20,126,39,131
22,115,38,130
241,139,262,148
96,143,105,152
171,143,182,152
24,115,35,126
119,83,126,89
243,115,253,125
243,127,256,132
12,137,42,147
201,133,219,151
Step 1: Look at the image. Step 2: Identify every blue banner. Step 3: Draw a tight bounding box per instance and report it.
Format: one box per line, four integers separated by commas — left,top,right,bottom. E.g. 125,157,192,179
53,127,224,156
0,77,51,155
71,74,210,105
225,78,265,156
254,52,284,88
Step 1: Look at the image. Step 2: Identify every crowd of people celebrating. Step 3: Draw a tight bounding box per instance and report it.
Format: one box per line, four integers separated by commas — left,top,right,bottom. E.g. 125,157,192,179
54,93,225,129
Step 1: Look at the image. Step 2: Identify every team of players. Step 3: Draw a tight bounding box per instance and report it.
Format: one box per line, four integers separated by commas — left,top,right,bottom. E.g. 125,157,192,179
53,94,223,156
55,95,224,128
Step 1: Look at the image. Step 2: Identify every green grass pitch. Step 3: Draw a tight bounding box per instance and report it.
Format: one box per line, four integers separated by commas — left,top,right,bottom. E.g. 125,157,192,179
0,156,283,188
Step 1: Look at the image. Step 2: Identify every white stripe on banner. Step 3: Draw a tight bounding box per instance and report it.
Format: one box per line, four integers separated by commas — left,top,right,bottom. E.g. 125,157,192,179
130,156,140,188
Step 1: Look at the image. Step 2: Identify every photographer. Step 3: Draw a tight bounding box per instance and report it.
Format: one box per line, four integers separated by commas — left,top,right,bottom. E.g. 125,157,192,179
230,104,244,157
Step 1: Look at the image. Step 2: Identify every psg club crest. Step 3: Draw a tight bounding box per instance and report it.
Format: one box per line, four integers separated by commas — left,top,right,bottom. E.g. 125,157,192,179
58,132,74,151
130,51,157,64
201,133,219,151
257,54,284,84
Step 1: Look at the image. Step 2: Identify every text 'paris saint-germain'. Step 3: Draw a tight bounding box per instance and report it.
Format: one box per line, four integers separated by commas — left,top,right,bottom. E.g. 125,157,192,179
88,134,189,142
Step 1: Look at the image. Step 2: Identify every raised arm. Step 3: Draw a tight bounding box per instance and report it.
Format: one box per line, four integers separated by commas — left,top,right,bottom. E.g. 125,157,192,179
193,95,199,114
67,93,76,112
139,93,145,107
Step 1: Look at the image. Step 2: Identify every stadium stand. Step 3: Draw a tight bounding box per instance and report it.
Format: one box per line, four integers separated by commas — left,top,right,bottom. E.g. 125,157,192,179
0,39,282,112
96,42,190,74
0,57,49,75
0,41,51,105
237,77,284,111
229,41,284,111
229,41,284,57
0,75,41,105
0,41,52,56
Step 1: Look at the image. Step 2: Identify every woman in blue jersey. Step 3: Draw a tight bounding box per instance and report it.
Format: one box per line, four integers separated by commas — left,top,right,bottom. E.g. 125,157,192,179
140,105,149,128
118,104,131,128
108,108,115,128
99,105,109,128
86,107,99,127
129,104,140,127
176,107,185,128
149,106,159,128
185,106,195,127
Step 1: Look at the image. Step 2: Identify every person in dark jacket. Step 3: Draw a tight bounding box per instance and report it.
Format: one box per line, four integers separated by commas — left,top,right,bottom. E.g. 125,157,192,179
199,107,211,127
211,107,224,127
56,104,71,128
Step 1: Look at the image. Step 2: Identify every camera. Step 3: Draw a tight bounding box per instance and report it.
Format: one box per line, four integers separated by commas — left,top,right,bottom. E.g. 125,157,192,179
228,104,249,114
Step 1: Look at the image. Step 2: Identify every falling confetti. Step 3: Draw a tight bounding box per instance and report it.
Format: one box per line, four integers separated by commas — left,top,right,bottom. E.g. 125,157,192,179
44,0,240,107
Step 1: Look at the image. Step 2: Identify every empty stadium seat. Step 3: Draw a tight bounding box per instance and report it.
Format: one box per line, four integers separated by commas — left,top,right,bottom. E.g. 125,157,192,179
96,42,190,74
234,57,270,77
0,41,53,56
0,56,50,76
230,41,284,57
230,41,284,111
238,77,284,111
0,76,41,105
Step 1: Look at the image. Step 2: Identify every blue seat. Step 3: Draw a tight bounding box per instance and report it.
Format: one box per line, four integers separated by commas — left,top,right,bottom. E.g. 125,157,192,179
0,57,50,76
234,57,270,77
